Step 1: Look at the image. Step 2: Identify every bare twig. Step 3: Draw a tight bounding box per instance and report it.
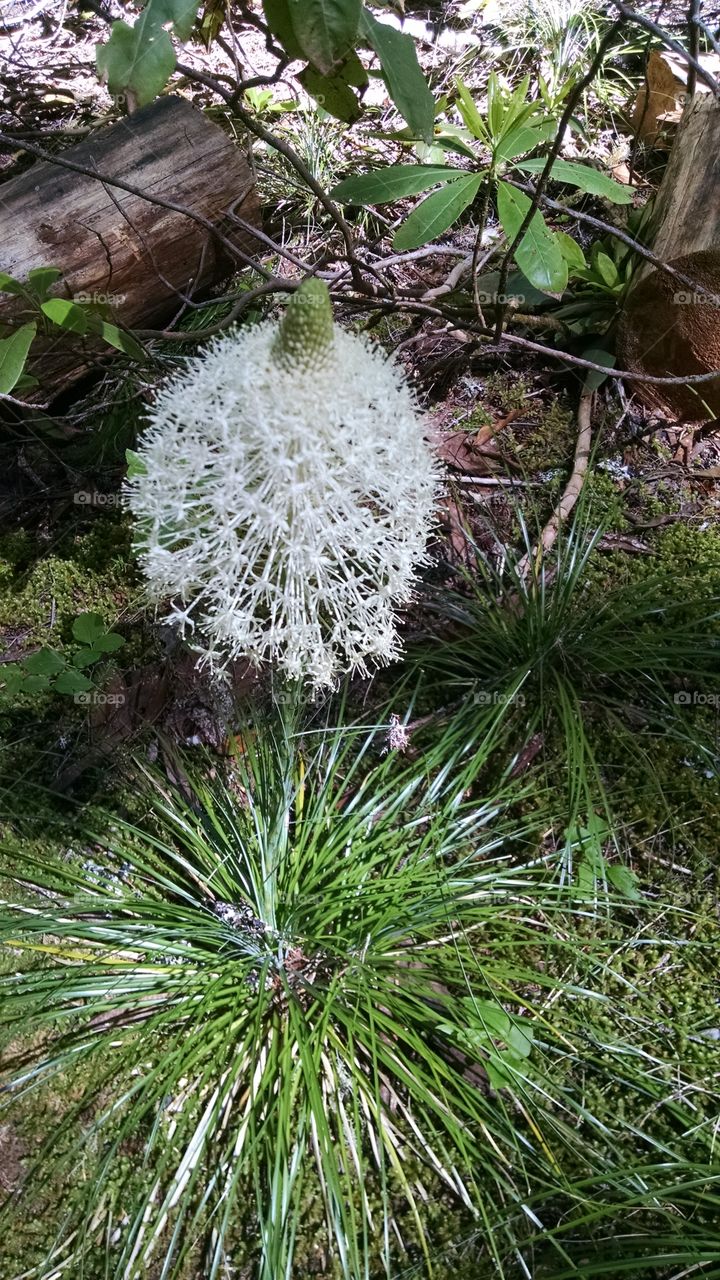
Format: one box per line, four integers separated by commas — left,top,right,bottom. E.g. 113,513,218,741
610,0,720,95
506,179,709,296
518,387,594,575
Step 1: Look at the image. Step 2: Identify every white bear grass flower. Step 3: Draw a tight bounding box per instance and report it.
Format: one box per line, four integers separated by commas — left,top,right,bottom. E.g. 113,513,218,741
126,279,441,687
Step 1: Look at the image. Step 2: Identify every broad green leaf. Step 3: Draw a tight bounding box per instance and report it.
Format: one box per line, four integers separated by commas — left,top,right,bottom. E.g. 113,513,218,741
100,321,145,361
0,665,23,694
516,157,635,204
289,0,361,74
496,181,567,295
557,229,586,271
360,10,434,143
55,669,95,695
581,346,616,391
23,649,66,676
0,323,36,394
96,18,175,108
298,64,362,122
125,448,147,478
505,1021,534,1058
495,118,556,162
41,298,88,334
432,125,477,160
466,999,510,1037
592,248,620,288
22,674,51,694
72,612,108,645
607,863,641,901
150,0,201,39
262,0,304,59
72,648,104,669
26,267,63,298
393,172,482,251
0,272,25,296
92,632,126,654
331,163,457,205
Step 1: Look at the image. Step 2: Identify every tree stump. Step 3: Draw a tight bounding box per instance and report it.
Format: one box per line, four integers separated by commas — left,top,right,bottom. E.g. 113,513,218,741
631,49,719,146
618,93,720,421
0,95,262,401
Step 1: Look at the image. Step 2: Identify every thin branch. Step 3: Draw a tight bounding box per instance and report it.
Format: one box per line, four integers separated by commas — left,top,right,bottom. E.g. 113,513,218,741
506,179,711,295
518,387,594,576
687,0,701,96
338,293,720,387
228,102,366,290
610,0,720,95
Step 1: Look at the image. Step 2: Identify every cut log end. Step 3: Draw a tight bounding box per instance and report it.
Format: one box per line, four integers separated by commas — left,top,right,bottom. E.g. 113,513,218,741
0,96,262,403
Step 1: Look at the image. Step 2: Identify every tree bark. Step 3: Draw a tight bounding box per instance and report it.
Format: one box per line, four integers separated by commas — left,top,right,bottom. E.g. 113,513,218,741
618,93,720,421
0,95,262,401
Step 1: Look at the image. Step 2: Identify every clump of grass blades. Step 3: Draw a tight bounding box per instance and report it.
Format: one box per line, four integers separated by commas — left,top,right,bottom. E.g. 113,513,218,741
0,711,716,1279
411,513,720,851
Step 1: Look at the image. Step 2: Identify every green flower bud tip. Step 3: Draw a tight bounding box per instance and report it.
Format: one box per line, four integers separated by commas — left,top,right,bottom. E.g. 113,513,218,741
273,278,335,371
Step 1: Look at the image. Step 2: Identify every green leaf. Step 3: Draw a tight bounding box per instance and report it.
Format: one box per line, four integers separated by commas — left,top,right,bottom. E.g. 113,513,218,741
99,322,146,361
0,272,25,296
505,1020,533,1059
466,999,510,1037
151,0,201,39
556,229,586,271
96,18,175,109
331,163,457,205
581,346,616,391
486,73,504,142
41,298,88,335
592,248,620,288
393,173,482,251
0,323,37,395
55,669,95,695
454,77,485,141
262,0,305,59
22,674,51,694
125,448,147,478
26,267,63,299
360,9,434,144
0,665,23,694
516,157,635,204
496,181,567,295
23,649,66,676
92,632,126,654
72,648,104,669
289,0,361,74
297,64,363,123
72,612,108,645
495,118,556,162
607,863,642,902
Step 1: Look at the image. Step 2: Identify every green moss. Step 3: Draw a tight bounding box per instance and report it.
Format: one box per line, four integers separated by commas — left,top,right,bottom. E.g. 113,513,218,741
0,515,138,648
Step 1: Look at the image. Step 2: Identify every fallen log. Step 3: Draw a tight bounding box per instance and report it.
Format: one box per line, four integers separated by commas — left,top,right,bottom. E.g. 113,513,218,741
618,92,720,421
0,95,262,401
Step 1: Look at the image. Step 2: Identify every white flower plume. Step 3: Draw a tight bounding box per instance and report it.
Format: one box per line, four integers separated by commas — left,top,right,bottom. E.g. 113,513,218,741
126,282,441,687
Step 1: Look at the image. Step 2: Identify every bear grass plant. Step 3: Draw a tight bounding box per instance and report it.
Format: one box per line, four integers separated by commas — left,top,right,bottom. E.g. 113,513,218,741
412,508,720,861
1,705,719,1280
126,278,440,688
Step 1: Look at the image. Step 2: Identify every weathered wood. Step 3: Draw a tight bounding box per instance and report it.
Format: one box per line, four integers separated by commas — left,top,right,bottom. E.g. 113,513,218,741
0,95,261,399
618,93,720,420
